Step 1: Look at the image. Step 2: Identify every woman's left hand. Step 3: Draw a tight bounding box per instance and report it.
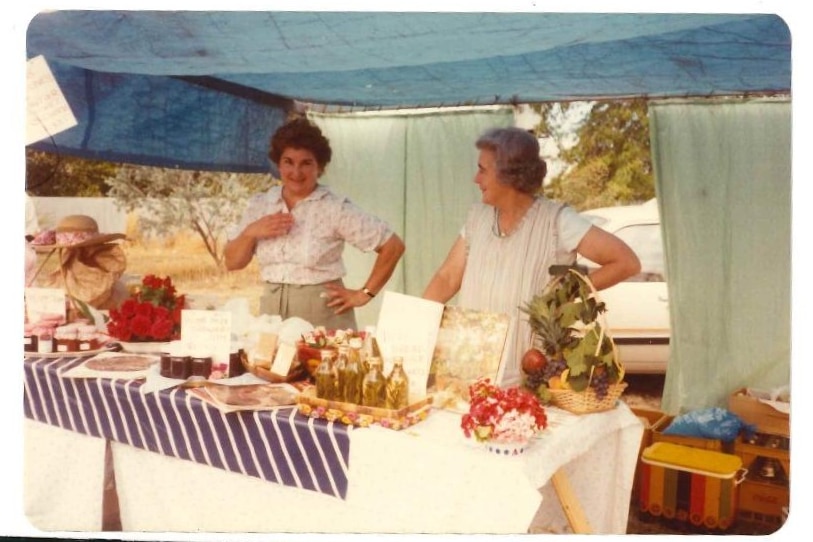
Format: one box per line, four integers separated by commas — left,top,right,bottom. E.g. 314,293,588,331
322,282,371,314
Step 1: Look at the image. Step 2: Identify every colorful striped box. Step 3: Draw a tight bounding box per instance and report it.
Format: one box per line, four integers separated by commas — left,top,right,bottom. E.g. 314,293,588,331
639,442,746,530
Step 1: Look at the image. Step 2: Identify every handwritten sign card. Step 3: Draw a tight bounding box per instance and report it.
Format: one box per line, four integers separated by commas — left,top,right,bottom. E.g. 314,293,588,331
25,287,66,324
181,310,232,367
375,291,444,399
26,55,78,145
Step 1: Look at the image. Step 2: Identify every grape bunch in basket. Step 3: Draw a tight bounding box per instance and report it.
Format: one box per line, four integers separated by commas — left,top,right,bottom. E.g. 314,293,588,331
520,267,626,414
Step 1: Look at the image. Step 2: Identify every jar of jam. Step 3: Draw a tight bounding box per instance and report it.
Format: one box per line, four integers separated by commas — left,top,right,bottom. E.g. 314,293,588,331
190,356,213,379
159,352,172,378
76,325,99,351
228,342,246,378
24,324,39,353
36,326,54,354
170,355,191,379
54,325,79,353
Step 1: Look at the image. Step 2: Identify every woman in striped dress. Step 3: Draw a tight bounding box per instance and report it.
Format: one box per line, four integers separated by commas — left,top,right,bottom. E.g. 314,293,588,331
423,127,640,387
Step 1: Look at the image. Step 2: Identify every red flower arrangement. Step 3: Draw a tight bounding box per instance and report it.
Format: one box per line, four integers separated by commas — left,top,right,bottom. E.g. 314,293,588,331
461,378,548,444
107,275,185,342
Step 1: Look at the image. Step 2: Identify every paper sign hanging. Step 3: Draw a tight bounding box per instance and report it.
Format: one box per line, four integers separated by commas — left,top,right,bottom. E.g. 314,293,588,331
26,55,78,145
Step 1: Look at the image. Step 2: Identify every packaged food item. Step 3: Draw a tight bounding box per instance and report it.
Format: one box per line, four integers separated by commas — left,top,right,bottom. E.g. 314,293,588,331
386,356,409,409
362,356,386,408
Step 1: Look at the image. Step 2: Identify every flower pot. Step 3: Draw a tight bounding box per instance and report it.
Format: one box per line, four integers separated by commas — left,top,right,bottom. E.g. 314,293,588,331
485,440,529,456
117,341,170,354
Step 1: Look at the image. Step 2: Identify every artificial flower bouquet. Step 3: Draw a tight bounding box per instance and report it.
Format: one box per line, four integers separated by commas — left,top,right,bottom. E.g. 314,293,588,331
107,275,186,342
461,377,548,445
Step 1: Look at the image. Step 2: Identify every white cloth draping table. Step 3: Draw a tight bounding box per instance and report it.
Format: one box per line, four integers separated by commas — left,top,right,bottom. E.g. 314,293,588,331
24,402,643,534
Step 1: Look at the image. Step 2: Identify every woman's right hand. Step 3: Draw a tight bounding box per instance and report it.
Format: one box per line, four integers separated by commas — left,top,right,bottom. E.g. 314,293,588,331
245,212,295,240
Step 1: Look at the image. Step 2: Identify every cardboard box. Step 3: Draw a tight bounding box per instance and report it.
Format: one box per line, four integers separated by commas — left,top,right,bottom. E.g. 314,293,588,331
728,388,789,437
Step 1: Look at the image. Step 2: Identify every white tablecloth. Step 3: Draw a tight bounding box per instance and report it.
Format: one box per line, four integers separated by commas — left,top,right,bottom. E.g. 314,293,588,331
24,403,643,535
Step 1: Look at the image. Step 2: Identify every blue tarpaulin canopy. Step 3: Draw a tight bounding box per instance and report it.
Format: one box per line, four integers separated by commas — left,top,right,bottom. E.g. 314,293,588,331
25,11,791,172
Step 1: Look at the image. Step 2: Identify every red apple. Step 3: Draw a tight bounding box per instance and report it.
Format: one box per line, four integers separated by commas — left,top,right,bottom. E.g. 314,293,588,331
521,348,548,375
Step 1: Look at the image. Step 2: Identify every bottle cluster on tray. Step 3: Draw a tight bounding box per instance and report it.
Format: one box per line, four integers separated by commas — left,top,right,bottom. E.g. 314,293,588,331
314,333,409,410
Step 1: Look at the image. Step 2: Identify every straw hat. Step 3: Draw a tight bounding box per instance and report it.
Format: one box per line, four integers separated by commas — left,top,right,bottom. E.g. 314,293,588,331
31,214,126,251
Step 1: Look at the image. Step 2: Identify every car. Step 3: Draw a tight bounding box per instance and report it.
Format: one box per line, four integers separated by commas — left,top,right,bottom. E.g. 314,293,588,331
577,199,670,373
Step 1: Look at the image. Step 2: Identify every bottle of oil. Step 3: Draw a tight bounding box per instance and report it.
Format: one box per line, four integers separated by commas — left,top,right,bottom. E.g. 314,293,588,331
386,356,409,409
333,345,349,402
315,349,336,400
362,356,386,408
343,341,363,404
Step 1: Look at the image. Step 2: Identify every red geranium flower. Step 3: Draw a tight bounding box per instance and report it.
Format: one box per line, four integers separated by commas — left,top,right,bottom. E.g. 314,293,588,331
106,275,185,342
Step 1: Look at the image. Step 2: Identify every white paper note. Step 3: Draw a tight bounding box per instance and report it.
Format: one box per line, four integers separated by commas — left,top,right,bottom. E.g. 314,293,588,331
26,55,78,145
25,287,66,324
375,291,444,397
181,310,232,367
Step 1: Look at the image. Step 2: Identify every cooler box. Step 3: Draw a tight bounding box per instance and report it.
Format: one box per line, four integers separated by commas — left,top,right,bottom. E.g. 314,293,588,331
639,442,746,530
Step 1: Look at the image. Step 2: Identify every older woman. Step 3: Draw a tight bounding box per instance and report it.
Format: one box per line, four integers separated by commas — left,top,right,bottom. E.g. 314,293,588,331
423,127,640,386
225,117,405,329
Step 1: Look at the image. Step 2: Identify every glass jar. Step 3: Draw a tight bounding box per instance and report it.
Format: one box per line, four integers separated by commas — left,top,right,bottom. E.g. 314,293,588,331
362,356,386,408
54,325,79,353
170,355,191,379
77,325,99,351
386,356,410,409
36,326,54,354
190,356,213,379
228,344,246,378
159,352,172,378
315,349,337,400
24,324,39,353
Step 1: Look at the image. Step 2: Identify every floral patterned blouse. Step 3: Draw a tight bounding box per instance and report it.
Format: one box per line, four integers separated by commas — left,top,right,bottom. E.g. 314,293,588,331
228,185,394,285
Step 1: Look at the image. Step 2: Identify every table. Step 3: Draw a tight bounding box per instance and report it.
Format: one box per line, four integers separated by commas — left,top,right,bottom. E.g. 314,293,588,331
23,354,643,534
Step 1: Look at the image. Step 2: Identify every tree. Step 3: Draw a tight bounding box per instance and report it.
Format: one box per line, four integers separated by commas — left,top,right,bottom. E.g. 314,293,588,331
537,99,655,211
26,149,118,197
106,166,274,267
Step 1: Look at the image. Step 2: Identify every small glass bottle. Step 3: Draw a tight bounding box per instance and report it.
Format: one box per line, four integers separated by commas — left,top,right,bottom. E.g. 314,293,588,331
361,325,377,372
362,356,386,408
386,356,410,410
342,343,363,405
315,349,337,400
228,342,246,378
333,345,349,402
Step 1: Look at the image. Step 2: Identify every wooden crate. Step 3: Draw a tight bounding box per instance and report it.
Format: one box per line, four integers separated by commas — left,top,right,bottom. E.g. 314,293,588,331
734,434,790,480
630,407,667,500
738,478,789,523
651,415,725,451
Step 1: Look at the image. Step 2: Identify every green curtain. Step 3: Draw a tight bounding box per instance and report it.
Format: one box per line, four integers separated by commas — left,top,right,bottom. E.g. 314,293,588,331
309,108,514,327
649,99,791,414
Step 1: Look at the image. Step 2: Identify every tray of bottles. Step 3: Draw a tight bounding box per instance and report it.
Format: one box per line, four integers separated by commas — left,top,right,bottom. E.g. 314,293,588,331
296,387,433,430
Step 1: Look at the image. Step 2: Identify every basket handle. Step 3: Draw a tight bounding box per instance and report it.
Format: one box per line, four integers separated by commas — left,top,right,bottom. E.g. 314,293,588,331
567,268,625,381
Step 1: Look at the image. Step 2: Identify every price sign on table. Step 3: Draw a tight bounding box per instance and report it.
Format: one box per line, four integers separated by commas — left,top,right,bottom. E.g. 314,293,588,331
25,287,66,324
181,310,232,367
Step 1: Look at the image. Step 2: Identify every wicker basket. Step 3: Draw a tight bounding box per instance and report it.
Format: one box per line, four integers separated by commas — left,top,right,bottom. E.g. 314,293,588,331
530,268,627,414
548,382,628,414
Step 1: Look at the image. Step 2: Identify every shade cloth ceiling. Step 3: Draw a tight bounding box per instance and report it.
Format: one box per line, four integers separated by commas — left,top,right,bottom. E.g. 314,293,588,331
25,10,791,172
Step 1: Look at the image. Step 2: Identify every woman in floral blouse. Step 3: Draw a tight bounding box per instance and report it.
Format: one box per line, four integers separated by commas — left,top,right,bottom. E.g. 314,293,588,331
225,117,405,329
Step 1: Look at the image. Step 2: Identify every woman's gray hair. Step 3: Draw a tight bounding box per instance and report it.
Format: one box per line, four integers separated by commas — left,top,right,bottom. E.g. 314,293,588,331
476,127,547,194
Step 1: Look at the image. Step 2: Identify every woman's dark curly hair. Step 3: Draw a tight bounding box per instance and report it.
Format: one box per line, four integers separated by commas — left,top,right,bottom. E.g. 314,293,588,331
475,127,547,194
269,117,332,169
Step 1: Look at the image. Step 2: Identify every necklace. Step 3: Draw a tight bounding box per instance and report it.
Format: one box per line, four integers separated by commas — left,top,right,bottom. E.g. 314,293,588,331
492,207,506,238
492,199,536,239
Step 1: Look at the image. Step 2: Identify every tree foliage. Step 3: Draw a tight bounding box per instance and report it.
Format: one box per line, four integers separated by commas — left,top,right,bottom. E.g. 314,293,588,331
26,149,118,197
106,166,275,267
537,99,655,211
